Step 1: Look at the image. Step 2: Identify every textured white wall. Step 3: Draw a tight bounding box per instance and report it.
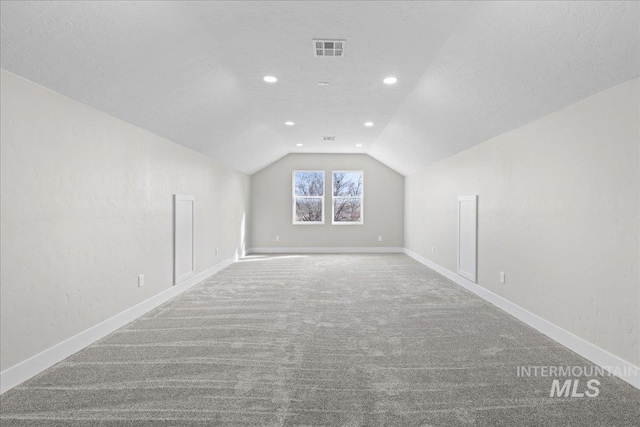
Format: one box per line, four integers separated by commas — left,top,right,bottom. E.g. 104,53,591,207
0,70,251,370
251,154,403,249
405,77,640,366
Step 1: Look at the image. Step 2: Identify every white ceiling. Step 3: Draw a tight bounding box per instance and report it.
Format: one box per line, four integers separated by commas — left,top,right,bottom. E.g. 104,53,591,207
1,1,638,175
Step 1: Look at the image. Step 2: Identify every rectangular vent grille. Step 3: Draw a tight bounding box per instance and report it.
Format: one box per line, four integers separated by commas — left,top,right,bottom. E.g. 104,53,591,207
313,39,345,57
323,136,336,141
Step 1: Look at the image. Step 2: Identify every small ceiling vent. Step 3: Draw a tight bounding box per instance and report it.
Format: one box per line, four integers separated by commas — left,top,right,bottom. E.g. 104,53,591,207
323,136,337,141
313,39,345,57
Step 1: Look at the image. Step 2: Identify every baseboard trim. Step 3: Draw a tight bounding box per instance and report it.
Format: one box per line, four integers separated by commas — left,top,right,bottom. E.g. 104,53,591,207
403,248,639,390
0,256,236,394
248,247,404,254
4,251,637,393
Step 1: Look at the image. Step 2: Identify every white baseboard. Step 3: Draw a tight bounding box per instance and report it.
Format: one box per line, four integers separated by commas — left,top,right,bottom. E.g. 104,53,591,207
0,256,236,394
4,251,637,393
403,248,640,390
248,247,404,254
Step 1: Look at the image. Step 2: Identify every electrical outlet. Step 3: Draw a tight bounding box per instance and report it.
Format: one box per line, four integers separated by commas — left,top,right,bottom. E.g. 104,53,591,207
432,247,435,254
500,272,506,284
275,235,280,242
378,236,383,242
138,274,144,287
215,248,218,256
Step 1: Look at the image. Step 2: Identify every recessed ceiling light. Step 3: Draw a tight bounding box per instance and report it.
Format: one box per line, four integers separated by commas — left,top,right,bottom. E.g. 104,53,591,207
356,144,363,147
263,76,278,83
364,122,374,127
318,82,330,87
383,77,398,85
285,121,295,126
296,143,303,147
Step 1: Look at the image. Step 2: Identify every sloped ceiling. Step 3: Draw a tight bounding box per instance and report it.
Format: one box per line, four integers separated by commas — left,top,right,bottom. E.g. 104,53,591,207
370,1,640,174
1,1,638,175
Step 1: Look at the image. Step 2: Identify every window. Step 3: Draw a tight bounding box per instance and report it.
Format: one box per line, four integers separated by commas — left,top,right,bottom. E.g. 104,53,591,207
332,171,363,224
293,171,324,224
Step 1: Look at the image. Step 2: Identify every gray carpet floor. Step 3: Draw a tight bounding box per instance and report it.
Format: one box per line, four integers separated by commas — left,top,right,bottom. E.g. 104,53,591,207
1,254,639,426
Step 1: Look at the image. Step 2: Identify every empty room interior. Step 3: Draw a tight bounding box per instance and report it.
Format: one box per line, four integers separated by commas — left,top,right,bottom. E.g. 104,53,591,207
1,1,639,425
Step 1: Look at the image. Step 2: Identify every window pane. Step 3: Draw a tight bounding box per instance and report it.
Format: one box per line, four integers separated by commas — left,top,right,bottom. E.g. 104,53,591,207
333,198,362,222
333,172,362,197
295,198,323,222
295,172,324,196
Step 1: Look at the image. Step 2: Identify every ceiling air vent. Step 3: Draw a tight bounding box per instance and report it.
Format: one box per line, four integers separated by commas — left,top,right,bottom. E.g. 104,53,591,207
323,136,337,141
313,39,345,57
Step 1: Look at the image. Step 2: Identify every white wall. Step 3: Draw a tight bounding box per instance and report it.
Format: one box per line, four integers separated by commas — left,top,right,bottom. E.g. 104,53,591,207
0,70,251,371
251,154,403,249
405,77,640,367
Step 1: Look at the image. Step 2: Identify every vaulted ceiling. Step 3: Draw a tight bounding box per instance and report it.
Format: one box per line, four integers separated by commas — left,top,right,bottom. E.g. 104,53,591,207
1,1,638,175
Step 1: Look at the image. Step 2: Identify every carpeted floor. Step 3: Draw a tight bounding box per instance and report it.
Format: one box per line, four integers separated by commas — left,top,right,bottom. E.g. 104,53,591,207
1,254,639,426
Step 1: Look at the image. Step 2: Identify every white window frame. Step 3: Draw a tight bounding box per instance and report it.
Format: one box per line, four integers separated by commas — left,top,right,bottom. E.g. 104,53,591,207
292,170,325,225
331,170,364,225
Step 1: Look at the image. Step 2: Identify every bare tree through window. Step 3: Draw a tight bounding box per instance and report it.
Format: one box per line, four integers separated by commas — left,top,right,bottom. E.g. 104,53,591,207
293,171,324,223
333,171,363,223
